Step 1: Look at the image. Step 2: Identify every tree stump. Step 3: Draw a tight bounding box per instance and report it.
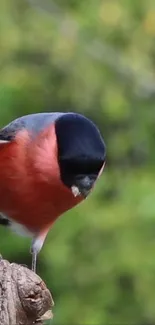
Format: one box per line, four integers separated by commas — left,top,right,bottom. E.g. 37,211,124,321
0,257,54,325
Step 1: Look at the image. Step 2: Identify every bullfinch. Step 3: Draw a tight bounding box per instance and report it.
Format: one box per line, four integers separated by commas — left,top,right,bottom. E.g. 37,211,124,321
0,112,106,272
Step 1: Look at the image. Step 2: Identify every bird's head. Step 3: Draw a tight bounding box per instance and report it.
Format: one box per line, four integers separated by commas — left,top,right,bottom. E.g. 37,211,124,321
55,113,106,199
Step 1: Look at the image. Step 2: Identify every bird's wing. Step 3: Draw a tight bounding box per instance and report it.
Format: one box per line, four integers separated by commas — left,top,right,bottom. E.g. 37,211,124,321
0,112,64,142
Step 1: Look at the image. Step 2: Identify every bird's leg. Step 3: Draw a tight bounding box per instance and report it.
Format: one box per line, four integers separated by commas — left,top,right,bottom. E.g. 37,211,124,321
30,228,50,273
31,236,44,273
31,249,37,273
31,238,39,273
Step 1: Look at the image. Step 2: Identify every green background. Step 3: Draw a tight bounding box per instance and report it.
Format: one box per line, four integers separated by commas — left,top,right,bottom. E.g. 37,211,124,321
0,0,155,324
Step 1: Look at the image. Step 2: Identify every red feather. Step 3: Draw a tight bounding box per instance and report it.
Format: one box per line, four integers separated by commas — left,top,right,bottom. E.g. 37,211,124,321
0,124,83,233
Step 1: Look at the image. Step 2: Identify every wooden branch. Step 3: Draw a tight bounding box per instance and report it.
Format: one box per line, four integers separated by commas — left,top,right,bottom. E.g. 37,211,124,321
0,257,54,325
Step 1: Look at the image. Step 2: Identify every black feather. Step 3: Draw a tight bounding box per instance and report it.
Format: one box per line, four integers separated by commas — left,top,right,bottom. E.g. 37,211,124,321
55,113,106,162
55,113,106,188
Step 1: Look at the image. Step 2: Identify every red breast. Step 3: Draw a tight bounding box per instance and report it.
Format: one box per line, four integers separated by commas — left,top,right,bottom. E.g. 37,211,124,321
0,125,83,232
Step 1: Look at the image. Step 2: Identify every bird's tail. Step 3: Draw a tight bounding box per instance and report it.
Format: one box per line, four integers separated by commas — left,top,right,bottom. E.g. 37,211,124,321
0,214,10,226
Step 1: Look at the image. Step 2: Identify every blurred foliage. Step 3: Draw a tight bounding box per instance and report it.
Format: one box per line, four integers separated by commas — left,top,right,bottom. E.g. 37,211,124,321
0,0,155,324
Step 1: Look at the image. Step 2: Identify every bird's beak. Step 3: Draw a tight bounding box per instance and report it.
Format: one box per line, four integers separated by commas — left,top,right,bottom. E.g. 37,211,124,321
71,185,81,197
71,175,96,199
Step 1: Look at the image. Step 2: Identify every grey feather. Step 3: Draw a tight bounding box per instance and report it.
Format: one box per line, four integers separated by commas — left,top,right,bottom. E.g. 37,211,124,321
0,112,64,141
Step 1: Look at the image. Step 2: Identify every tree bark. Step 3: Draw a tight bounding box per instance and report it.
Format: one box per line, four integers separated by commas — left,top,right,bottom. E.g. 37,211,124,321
0,257,54,325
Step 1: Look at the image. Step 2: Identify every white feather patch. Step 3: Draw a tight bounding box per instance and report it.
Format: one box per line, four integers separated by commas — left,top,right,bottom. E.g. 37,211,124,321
0,140,9,143
10,221,33,237
0,212,33,237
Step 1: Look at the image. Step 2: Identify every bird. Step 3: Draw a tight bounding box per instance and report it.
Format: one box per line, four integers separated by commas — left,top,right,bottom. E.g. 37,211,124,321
0,112,106,272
